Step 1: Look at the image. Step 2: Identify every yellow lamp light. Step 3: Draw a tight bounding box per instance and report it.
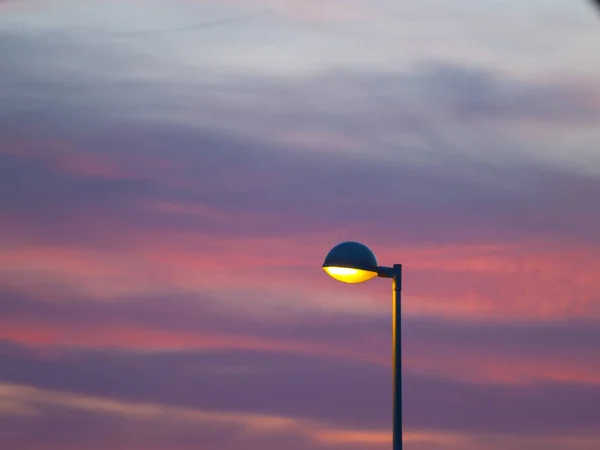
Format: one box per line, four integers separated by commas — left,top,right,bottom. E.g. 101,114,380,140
323,266,378,284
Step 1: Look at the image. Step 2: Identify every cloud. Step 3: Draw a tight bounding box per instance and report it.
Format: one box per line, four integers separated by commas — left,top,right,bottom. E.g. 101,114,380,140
2,121,600,247
2,284,600,391
3,3,600,450
5,9,598,324
0,381,468,450
3,342,600,439
2,383,598,450
1,157,599,321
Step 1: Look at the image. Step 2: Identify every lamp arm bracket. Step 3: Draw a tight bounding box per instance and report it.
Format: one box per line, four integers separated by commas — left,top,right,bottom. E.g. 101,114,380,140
377,266,394,279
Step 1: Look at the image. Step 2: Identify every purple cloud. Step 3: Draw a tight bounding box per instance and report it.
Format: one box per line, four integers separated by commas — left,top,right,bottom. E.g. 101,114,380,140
2,8,600,450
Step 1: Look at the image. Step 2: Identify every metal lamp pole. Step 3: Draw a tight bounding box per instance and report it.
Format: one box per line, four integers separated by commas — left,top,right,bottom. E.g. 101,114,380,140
378,264,402,450
392,264,403,450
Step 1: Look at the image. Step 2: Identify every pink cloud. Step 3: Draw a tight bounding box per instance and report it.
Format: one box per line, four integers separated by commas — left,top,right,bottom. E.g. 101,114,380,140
0,321,387,365
3,231,599,320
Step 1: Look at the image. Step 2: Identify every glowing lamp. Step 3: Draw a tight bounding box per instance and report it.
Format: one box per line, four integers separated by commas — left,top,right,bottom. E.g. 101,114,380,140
322,241,379,283
321,241,403,450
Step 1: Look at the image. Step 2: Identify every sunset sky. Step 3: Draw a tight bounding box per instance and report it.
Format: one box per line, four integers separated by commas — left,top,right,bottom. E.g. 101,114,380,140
2,1,600,449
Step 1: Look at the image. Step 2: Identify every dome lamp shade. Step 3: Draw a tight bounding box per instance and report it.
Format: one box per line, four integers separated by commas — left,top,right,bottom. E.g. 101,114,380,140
322,241,379,284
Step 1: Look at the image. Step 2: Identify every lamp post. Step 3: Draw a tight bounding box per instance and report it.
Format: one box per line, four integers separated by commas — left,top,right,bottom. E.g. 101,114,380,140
322,241,402,450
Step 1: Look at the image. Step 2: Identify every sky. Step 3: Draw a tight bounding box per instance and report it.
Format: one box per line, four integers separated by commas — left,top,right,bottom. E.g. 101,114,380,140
1,1,600,449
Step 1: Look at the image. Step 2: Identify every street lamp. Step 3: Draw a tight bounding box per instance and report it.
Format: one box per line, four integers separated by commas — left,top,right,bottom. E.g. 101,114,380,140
322,241,403,450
